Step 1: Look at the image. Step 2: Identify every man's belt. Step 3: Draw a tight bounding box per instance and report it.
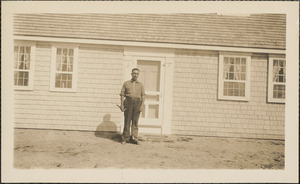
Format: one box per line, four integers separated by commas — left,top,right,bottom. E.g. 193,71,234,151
126,96,141,100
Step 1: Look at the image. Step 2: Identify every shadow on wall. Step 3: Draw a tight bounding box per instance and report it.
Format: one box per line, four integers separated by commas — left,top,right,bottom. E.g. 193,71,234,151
94,114,122,142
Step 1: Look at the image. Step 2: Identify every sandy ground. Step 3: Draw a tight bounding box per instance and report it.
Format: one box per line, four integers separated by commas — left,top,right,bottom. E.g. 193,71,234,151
14,129,284,169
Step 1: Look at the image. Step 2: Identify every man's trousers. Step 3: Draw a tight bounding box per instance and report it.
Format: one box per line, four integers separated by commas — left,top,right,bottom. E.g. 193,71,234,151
122,97,141,142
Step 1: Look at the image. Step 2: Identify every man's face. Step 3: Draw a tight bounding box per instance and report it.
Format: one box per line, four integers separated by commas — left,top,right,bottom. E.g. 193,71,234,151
131,70,139,81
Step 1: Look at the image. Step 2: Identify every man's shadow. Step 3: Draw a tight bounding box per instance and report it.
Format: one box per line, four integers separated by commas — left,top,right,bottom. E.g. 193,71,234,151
94,114,122,142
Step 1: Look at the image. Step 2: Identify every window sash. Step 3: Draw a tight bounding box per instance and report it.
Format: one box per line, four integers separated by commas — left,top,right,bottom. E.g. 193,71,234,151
50,45,78,92
268,57,286,103
218,54,251,101
13,43,35,90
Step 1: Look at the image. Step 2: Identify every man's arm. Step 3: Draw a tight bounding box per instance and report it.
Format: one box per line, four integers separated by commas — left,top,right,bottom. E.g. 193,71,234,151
120,82,126,112
140,95,145,112
120,95,126,112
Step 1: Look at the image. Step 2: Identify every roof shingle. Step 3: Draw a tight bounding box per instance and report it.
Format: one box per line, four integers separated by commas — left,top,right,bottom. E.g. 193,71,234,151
13,13,286,50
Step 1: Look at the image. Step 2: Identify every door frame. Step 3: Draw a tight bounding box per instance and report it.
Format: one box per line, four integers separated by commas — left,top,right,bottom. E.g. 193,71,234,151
123,46,175,134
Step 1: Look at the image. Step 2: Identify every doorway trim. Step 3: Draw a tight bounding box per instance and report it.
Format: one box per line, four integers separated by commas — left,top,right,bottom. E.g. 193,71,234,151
123,46,175,134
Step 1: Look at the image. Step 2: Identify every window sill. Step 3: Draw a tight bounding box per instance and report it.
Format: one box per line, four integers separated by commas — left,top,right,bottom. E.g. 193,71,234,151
267,99,285,104
218,96,250,102
14,86,33,91
49,88,77,93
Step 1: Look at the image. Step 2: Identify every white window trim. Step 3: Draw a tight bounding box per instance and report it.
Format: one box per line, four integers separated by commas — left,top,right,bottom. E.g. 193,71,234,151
14,41,36,91
268,55,286,103
218,52,251,101
50,43,79,92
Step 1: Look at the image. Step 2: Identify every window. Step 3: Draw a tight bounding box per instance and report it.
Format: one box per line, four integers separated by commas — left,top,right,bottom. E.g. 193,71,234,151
14,42,36,90
218,53,251,101
50,45,78,92
268,56,286,103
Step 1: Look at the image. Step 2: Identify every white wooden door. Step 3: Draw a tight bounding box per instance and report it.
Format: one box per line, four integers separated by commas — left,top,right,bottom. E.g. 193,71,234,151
134,57,165,129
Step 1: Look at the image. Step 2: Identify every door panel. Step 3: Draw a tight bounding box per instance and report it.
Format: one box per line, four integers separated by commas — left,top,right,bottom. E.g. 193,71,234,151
138,60,161,92
137,59,163,126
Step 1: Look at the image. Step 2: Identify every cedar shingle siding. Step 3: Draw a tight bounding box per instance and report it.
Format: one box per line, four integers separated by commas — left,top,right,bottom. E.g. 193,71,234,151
14,14,286,139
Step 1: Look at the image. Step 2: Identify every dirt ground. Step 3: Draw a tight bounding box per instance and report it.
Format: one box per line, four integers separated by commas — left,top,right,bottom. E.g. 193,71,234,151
14,128,284,169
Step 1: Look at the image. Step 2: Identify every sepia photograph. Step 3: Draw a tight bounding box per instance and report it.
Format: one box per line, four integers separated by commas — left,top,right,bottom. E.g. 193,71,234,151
2,1,299,183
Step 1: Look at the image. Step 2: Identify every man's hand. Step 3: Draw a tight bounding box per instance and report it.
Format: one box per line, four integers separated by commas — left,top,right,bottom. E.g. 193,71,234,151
117,105,126,112
139,105,144,112
121,105,126,112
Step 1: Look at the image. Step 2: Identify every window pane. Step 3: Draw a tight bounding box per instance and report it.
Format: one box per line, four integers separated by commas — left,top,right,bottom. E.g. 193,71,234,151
21,72,28,86
57,48,62,55
279,60,284,67
273,91,277,98
62,74,67,80
273,84,285,99
25,47,31,54
241,73,246,80
55,73,72,88
19,55,24,69
14,71,29,86
229,65,234,72
273,59,286,83
18,78,24,86
24,78,29,86
55,74,62,87
62,63,67,71
20,46,25,54
25,54,30,70
235,57,240,65
229,72,234,80
230,57,234,64
68,57,73,72
277,91,283,98
241,58,246,65
223,58,230,79
228,89,234,96
234,73,241,80
242,66,246,72
63,48,68,55
224,82,245,97
224,57,229,65
69,49,74,56
273,59,278,67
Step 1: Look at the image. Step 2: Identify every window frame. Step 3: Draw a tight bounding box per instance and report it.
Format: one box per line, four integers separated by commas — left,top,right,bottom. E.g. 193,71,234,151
14,41,36,91
268,55,286,103
218,52,251,101
50,43,79,92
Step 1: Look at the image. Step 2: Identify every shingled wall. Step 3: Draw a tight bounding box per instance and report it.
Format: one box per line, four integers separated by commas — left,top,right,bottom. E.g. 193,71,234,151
172,50,285,139
14,42,124,132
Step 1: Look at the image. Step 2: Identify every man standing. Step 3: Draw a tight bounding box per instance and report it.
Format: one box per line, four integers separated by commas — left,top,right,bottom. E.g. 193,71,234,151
120,68,145,145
